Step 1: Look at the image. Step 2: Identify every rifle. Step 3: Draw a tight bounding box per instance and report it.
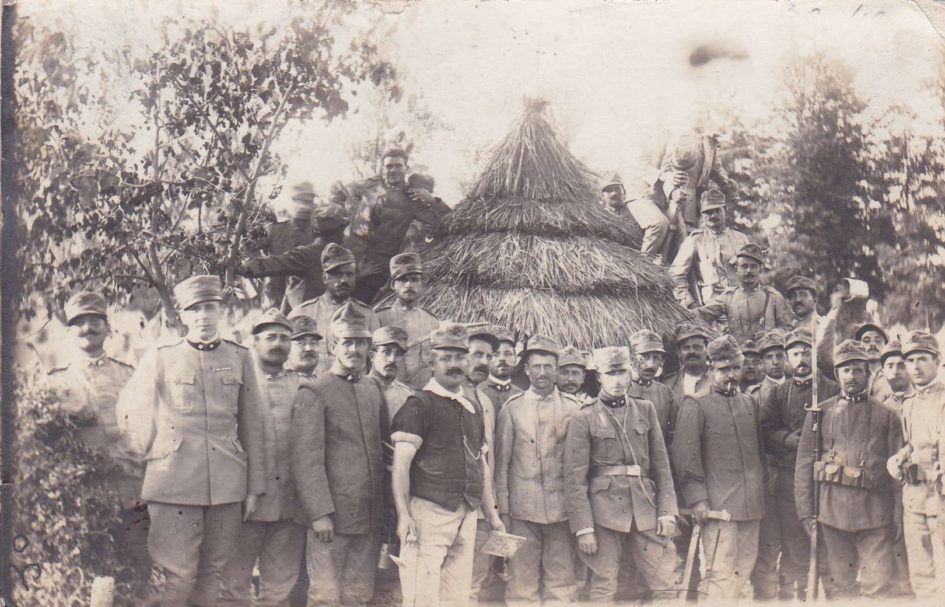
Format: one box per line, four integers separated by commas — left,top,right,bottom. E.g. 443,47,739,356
805,330,822,599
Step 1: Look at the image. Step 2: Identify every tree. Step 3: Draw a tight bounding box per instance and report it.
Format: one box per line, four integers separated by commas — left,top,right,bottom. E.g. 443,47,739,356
15,1,397,326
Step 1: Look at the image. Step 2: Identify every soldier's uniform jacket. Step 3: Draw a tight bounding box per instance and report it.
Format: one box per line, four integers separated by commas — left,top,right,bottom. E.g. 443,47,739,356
658,134,741,226
293,294,379,374
760,376,839,471
373,301,440,390
243,234,342,310
289,367,385,534
669,228,750,308
898,381,945,516
47,354,140,507
662,369,711,405
628,378,677,448
794,393,903,531
698,285,794,343
117,339,267,506
564,396,678,534
252,368,305,522
257,220,316,306
494,388,582,524
479,376,525,421
672,390,766,521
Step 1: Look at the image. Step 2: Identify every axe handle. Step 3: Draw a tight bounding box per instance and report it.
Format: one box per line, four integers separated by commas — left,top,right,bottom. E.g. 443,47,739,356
679,508,732,522
681,522,702,598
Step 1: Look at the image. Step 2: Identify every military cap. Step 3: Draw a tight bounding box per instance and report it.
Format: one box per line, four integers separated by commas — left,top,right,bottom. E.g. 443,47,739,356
174,275,223,310
757,331,786,353
785,275,818,295
64,291,108,325
700,188,727,212
491,326,516,347
901,331,940,358
321,243,357,273
879,340,903,363
674,323,710,346
372,326,408,352
390,252,424,281
288,181,316,218
600,171,623,191
735,242,765,265
854,322,887,342
740,338,761,356
629,330,665,355
407,173,435,191
591,346,631,372
430,322,470,352
330,302,372,340
252,308,293,335
784,328,813,349
707,335,743,365
522,334,561,359
558,345,588,368
288,314,322,340
833,339,869,368
383,147,408,162
466,322,500,351
313,204,348,233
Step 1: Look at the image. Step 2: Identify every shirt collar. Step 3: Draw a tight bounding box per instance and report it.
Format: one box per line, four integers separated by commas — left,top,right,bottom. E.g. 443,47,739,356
78,352,108,367
331,360,362,383
425,378,476,414
188,337,221,351
914,379,941,395
769,376,786,385
488,375,513,391
841,390,868,403
526,387,557,401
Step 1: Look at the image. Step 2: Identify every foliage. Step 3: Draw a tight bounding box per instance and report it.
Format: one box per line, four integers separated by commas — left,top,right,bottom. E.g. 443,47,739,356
11,368,149,606
15,1,397,325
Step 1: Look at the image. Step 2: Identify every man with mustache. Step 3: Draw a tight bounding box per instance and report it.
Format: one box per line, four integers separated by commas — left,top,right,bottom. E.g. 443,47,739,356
696,243,794,343
672,335,766,600
555,345,594,405
785,275,827,334
290,302,385,606
627,330,676,446
886,332,945,598
465,324,499,388
857,323,895,399
480,326,525,417
877,341,913,414
493,336,582,603
374,252,440,390
391,323,505,606
669,189,750,309
565,346,678,602
220,309,307,606
117,275,266,607
600,171,670,260
739,337,766,395
757,328,838,600
294,243,378,375
795,340,903,599
47,292,144,568
662,324,712,404
286,314,322,378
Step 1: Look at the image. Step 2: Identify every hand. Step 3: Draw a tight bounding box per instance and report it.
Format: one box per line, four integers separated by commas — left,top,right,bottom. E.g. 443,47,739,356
489,514,506,534
243,494,258,521
408,188,434,205
800,517,816,537
656,516,677,538
397,513,417,545
577,531,598,555
784,431,801,450
672,171,690,188
829,290,844,310
691,501,709,526
312,515,335,542
886,454,903,481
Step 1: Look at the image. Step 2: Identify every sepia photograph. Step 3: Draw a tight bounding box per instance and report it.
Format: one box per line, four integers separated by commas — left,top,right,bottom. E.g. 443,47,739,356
3,0,945,605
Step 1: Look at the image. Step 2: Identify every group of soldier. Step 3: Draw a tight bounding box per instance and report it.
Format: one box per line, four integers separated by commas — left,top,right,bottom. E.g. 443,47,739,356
41,142,945,606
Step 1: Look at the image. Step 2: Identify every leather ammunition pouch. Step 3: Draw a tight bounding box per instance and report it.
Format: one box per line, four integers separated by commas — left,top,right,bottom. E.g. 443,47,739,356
813,461,879,489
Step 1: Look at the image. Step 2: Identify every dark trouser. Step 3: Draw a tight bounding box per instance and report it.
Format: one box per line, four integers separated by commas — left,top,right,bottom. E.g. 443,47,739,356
774,468,810,597
115,504,151,578
751,498,781,599
578,524,676,602
148,501,243,607
820,524,893,598
470,518,505,601
219,519,307,606
506,519,577,603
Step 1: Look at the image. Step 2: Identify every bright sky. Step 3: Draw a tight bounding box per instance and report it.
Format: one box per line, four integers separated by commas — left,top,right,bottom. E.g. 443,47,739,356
19,0,945,207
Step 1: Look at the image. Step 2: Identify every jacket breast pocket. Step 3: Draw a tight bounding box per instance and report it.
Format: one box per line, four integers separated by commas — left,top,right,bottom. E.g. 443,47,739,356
219,373,243,412
170,375,197,412
590,425,620,461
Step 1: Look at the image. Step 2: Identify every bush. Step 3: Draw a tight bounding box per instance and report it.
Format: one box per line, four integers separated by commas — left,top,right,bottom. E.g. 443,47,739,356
11,367,150,606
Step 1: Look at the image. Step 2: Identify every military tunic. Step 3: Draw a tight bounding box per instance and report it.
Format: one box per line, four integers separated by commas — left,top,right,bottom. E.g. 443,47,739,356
669,227,750,308
699,285,794,343
293,294,379,374
658,134,741,226
242,233,342,310
627,378,677,447
479,375,525,421
373,300,440,390
257,220,316,307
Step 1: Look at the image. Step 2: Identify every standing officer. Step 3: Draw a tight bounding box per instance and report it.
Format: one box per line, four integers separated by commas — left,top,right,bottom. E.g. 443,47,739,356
757,328,838,599
220,310,307,606
887,331,945,597
668,189,750,309
47,292,143,565
556,346,594,405
672,335,766,600
374,252,440,389
564,346,678,602
627,329,676,446
662,324,712,404
481,327,525,415
494,336,582,603
696,243,794,342
293,243,378,374
117,275,266,607
286,313,321,378
795,340,904,599
290,303,385,606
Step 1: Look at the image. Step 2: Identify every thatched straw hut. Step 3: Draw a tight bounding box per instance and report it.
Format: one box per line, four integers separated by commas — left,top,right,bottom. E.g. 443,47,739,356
419,100,693,349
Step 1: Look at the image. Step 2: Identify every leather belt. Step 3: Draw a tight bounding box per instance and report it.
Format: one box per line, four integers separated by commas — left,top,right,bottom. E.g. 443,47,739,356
591,464,642,478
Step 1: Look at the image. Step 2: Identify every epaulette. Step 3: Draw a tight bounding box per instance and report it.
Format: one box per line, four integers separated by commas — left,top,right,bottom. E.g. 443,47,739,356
418,306,438,319
579,399,596,410
351,297,372,308
296,296,320,309
108,357,134,370
47,364,70,375
373,302,392,313
688,228,704,237
157,337,185,350
503,391,526,406
223,338,249,350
